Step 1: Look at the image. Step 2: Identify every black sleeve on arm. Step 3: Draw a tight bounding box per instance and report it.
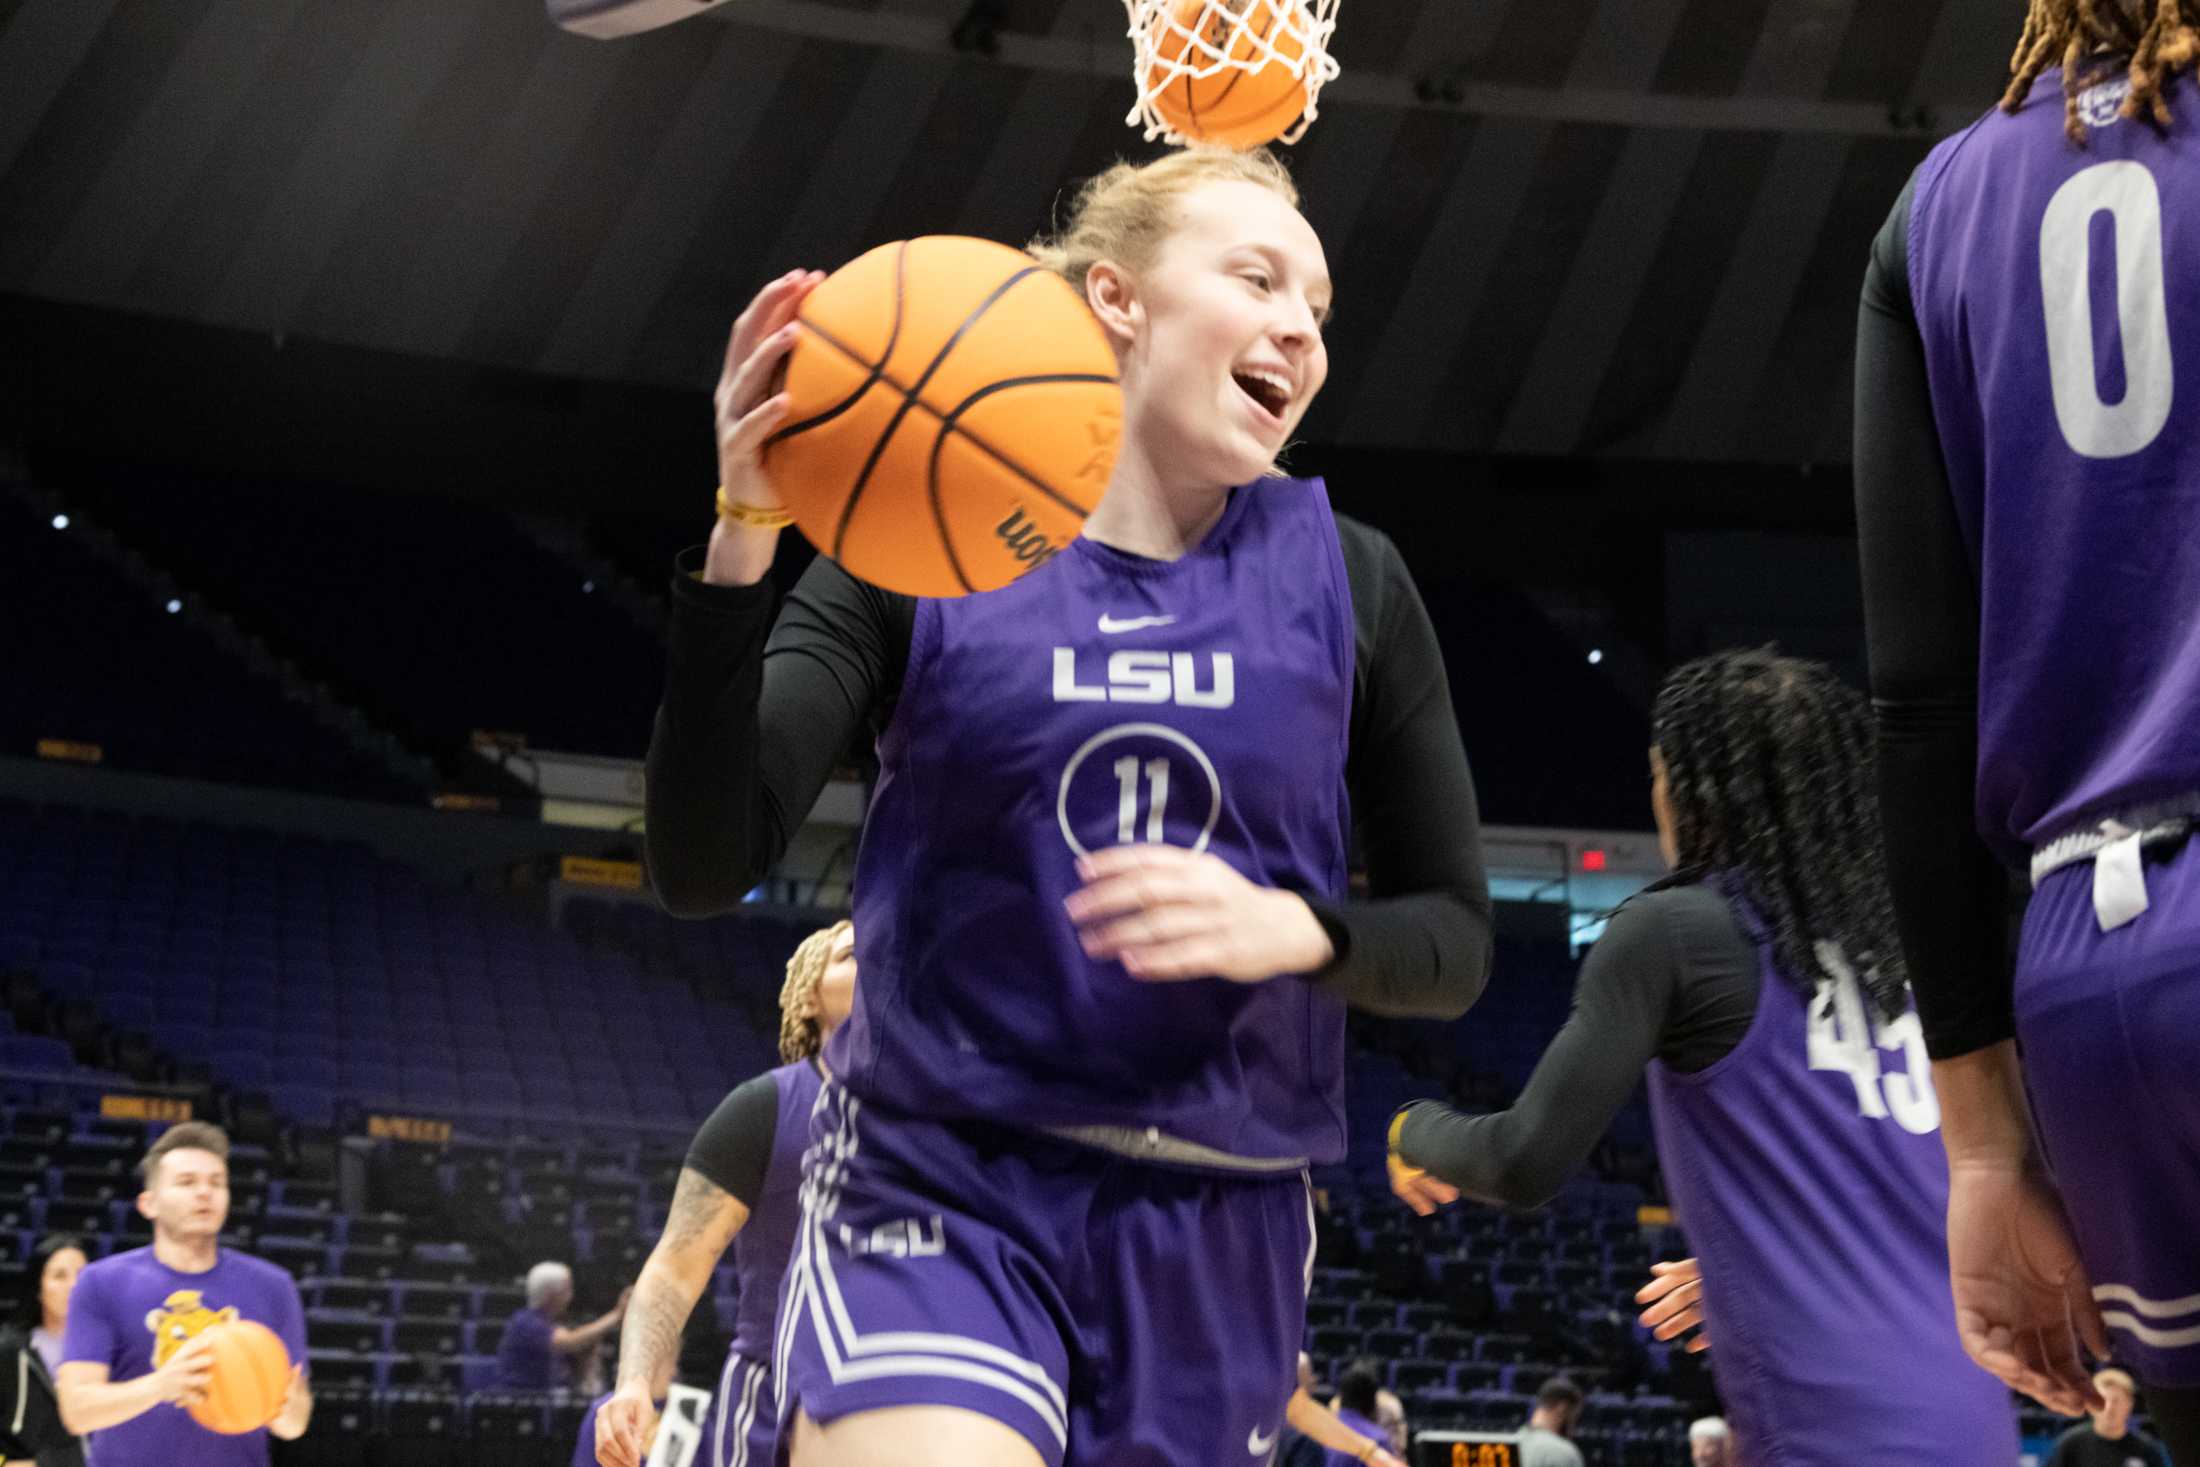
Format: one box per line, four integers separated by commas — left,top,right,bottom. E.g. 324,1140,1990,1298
645,550,913,917
1854,171,2015,1059
1299,522,1494,1019
683,1071,781,1210
1392,896,1684,1208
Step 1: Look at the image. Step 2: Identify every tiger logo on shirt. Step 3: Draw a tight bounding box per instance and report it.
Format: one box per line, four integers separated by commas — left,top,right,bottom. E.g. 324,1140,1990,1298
144,1290,239,1366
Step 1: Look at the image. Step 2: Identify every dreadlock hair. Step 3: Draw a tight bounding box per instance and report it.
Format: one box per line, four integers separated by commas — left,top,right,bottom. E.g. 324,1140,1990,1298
2003,0,2200,143
1649,648,1909,1021
778,920,852,1063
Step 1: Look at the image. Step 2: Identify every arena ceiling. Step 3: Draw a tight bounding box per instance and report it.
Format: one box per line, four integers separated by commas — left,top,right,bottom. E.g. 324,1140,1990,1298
0,0,2024,465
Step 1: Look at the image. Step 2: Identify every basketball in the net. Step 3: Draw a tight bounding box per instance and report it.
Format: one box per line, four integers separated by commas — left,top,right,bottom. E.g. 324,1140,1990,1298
186,1321,292,1435
1146,0,1314,149
762,236,1121,599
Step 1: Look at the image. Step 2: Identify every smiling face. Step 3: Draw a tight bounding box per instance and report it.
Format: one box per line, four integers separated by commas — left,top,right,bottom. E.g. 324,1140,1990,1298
1091,178,1331,492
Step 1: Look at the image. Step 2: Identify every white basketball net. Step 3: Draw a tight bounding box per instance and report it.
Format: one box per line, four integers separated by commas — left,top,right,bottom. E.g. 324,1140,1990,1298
1122,0,1342,148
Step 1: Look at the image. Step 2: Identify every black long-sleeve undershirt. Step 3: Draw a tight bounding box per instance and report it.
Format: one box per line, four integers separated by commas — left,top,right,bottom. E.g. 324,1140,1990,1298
644,514,1494,1019
1393,884,1759,1208
1853,173,2017,1061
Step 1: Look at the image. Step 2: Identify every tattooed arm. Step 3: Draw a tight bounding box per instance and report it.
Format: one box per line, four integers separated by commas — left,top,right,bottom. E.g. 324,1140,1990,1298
597,1166,751,1467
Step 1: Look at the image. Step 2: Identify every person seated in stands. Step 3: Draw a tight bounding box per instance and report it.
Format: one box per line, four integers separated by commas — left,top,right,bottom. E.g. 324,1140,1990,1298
0,1234,90,1467
56,1122,311,1466
1274,1353,1403,1467
1687,1416,1731,1467
1321,1359,1395,1467
494,1262,627,1392
1518,1376,1584,1467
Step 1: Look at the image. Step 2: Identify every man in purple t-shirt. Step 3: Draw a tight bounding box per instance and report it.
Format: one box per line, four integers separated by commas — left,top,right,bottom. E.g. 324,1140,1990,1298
57,1122,309,1464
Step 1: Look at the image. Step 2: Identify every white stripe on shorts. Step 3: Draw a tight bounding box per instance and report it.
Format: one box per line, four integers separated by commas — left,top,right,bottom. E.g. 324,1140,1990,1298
784,1088,1071,1449
2102,1312,2200,1349
2094,1283,2200,1318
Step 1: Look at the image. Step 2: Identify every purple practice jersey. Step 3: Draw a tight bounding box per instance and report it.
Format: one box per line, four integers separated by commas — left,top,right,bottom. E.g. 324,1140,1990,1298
829,476,1355,1165
1909,68,2200,849
727,1061,821,1360
703,1060,820,1467
1644,884,2015,1464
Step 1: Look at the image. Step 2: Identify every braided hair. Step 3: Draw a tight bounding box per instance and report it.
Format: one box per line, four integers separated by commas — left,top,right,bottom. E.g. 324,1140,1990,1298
777,920,852,1063
2003,0,2200,142
1650,648,1909,1020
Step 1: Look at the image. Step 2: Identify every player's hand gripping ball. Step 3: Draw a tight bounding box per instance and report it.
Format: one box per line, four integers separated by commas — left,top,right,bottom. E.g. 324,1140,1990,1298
185,1320,294,1434
761,236,1123,599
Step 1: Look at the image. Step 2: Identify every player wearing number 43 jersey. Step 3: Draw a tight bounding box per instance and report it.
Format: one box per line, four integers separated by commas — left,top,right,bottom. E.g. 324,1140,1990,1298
1855,5,2200,1456
1388,651,2016,1467
646,147,1493,1467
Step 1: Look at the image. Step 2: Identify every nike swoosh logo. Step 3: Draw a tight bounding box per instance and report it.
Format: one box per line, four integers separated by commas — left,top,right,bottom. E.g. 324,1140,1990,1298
1247,1425,1278,1456
1097,614,1176,634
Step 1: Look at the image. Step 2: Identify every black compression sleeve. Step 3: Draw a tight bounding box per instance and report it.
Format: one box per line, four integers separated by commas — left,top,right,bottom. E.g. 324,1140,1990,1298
1302,523,1495,1019
1854,172,2016,1059
1393,896,1681,1207
644,550,913,917
1393,887,1758,1206
683,1071,782,1209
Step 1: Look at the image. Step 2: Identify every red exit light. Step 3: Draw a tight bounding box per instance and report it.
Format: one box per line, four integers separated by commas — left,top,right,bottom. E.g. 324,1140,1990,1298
1579,849,1607,872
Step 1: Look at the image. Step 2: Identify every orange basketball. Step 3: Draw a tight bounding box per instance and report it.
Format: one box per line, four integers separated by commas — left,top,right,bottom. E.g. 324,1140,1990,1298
1146,0,1314,149
762,236,1121,599
186,1320,292,1435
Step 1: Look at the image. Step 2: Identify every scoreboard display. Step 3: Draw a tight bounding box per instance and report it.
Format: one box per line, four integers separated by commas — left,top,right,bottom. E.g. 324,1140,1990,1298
1413,1430,1520,1467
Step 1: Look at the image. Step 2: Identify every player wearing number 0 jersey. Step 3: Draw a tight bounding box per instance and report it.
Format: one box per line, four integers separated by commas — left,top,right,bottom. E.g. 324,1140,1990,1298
1856,9,2200,1452
647,148,1492,1467
1389,652,2016,1466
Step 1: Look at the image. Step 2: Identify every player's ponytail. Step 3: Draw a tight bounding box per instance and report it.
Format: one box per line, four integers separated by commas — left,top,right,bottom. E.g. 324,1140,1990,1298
1649,649,1909,1021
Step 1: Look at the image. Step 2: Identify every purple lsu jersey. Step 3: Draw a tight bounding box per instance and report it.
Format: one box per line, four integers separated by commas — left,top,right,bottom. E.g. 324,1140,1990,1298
828,476,1355,1164
705,1060,822,1467
1644,884,2015,1464
1909,67,2200,849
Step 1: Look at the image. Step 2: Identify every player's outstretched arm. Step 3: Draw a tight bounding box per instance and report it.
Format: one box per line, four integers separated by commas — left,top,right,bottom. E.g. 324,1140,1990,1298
1389,898,1675,1209
597,1167,750,1467
647,278,908,917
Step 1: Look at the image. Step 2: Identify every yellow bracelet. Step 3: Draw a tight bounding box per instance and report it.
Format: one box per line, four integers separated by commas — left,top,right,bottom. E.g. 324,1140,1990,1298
715,487,794,529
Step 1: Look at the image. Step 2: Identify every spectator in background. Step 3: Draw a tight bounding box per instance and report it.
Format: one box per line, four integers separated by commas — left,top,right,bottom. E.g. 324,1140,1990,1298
495,1262,627,1392
1374,1389,1407,1459
56,1122,310,1465
1322,1360,1395,1467
1687,1416,1731,1467
1517,1377,1584,1467
2045,1370,2172,1467
0,1235,89,1467
1274,1353,1403,1467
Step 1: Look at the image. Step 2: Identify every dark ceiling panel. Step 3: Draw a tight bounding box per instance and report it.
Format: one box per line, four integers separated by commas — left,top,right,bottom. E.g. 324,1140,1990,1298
121,0,390,317
458,25,732,368
1650,0,1775,96
0,0,2037,465
0,0,219,282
